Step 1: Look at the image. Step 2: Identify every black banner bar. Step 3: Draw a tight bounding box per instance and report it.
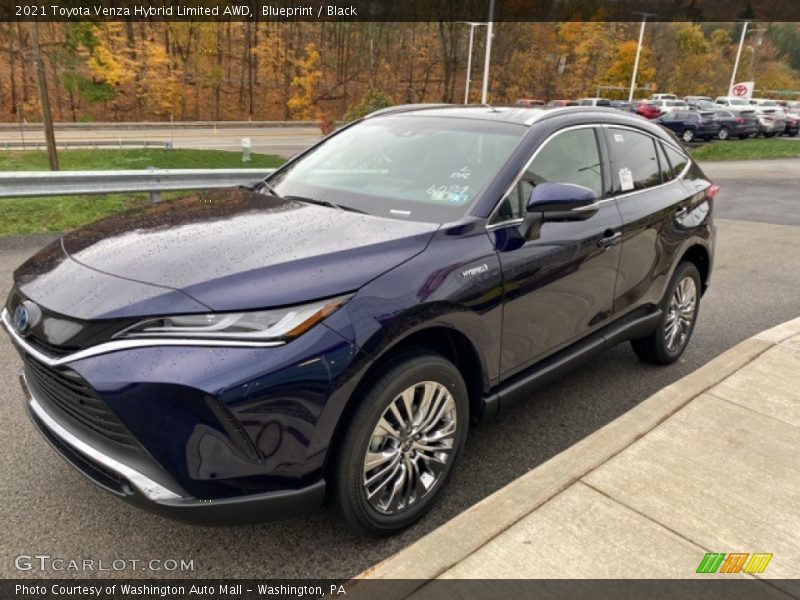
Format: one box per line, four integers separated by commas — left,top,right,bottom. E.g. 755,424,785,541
1,0,799,22
3,579,800,600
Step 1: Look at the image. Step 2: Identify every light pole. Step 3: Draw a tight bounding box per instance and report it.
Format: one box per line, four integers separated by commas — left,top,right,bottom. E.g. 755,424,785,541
746,28,765,83
480,0,495,104
457,22,485,105
629,13,656,102
729,21,749,94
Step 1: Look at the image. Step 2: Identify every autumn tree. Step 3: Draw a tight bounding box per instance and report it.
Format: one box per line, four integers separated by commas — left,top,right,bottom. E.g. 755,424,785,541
287,42,322,120
605,40,656,98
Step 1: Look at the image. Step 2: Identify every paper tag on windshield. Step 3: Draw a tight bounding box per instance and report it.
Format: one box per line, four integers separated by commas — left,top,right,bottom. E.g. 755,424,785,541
619,167,634,191
613,133,625,143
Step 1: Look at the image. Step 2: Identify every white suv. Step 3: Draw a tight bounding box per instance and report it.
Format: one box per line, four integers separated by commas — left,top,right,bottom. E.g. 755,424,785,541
715,97,752,110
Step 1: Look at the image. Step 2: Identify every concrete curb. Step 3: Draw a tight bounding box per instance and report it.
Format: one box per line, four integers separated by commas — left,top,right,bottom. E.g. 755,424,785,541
354,315,800,592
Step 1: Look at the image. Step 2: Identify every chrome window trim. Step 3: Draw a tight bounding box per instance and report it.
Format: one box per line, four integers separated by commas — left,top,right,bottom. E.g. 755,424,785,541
24,381,182,502
485,124,605,229
1,308,284,367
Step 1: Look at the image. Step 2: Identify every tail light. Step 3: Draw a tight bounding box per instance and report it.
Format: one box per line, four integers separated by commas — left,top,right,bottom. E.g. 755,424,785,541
705,184,720,201
735,117,744,123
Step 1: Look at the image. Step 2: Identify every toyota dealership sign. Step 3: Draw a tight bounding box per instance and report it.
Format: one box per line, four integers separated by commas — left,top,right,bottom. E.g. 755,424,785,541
728,81,755,100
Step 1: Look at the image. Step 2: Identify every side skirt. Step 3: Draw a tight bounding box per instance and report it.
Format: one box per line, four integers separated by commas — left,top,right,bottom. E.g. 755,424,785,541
480,307,662,422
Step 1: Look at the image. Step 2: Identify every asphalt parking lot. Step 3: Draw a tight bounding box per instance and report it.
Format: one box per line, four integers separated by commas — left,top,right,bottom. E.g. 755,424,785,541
1,160,799,579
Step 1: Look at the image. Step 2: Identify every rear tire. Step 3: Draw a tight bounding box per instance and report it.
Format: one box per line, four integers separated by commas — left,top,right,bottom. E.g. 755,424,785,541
718,127,730,140
631,262,701,365
329,350,469,536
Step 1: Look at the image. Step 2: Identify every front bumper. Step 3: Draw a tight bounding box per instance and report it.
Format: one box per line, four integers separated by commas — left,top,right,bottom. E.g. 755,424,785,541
20,372,326,525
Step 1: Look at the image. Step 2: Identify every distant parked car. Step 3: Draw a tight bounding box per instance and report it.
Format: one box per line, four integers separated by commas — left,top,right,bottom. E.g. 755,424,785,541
633,101,662,120
515,98,545,107
576,97,612,107
749,98,780,108
714,109,760,140
649,99,688,115
648,93,678,101
657,110,721,142
781,113,799,137
684,96,713,108
686,99,718,111
546,99,578,107
755,108,787,137
610,100,635,112
715,97,752,111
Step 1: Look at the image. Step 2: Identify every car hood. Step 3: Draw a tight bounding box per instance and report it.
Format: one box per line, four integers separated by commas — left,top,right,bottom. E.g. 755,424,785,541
15,188,438,319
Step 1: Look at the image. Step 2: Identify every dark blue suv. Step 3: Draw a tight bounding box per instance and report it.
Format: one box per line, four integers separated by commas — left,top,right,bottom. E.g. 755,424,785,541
3,106,716,535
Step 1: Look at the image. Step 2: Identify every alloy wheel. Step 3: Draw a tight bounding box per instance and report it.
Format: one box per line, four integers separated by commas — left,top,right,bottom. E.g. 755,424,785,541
682,129,695,142
664,276,697,353
362,381,457,515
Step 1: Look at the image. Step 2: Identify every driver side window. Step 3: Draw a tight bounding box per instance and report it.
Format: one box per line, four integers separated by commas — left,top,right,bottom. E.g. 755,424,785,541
491,128,603,224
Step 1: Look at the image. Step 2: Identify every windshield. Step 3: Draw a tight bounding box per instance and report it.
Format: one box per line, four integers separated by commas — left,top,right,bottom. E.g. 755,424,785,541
728,99,748,106
268,115,527,223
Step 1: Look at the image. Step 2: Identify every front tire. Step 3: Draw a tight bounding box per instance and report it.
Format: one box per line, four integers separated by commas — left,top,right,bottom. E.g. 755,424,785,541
330,350,469,536
718,127,730,140
631,262,701,365
682,128,695,143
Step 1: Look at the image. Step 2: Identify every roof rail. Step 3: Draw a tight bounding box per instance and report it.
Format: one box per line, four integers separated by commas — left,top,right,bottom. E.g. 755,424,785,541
364,103,454,119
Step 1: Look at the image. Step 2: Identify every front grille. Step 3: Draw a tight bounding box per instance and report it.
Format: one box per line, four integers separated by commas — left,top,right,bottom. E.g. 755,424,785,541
21,354,139,450
26,335,76,358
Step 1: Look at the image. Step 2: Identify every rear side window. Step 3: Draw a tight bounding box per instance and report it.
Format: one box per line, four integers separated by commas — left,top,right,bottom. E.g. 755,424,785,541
607,128,661,193
655,143,671,183
491,128,603,224
662,143,689,179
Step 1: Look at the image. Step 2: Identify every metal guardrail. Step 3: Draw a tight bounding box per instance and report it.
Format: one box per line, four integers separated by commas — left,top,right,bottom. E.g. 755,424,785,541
2,140,169,150
0,168,275,202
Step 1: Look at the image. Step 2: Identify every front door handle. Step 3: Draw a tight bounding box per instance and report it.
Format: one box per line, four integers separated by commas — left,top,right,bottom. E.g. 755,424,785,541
597,231,622,249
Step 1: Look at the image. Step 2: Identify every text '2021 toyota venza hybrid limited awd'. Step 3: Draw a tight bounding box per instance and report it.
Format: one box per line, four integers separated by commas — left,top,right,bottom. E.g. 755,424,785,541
3,105,716,535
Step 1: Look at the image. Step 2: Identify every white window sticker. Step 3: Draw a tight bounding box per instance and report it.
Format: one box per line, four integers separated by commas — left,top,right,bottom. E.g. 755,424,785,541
613,133,625,143
619,167,634,191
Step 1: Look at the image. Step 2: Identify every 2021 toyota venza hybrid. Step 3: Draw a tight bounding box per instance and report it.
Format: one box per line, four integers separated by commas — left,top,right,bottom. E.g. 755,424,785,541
2,105,716,535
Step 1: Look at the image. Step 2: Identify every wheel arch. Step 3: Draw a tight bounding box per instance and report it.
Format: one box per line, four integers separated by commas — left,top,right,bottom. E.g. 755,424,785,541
322,324,487,481
678,243,711,294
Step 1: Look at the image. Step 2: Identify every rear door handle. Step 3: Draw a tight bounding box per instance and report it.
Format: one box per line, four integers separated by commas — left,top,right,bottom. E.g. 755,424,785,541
597,231,622,249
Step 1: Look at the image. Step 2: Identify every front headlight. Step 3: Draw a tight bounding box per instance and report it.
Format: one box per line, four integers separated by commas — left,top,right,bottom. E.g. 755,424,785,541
118,295,350,342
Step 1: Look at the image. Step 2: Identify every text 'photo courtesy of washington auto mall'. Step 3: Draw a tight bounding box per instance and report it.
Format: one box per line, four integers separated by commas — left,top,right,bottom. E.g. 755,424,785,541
0,0,799,598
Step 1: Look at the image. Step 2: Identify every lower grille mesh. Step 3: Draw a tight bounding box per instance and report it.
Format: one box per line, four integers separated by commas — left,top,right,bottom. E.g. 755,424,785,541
22,354,139,450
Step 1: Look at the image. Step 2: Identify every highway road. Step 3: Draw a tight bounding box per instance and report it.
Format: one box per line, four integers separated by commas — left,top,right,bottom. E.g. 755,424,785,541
0,124,323,158
0,159,799,579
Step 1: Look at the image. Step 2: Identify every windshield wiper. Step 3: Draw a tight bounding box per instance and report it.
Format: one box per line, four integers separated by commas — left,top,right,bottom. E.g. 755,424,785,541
244,179,284,199
285,195,366,214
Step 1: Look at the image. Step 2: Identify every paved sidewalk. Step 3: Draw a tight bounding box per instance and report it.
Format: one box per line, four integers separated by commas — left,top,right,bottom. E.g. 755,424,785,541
356,316,800,595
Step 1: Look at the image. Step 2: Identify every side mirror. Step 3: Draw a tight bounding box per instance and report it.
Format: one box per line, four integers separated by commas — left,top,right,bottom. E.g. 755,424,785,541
526,182,598,220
